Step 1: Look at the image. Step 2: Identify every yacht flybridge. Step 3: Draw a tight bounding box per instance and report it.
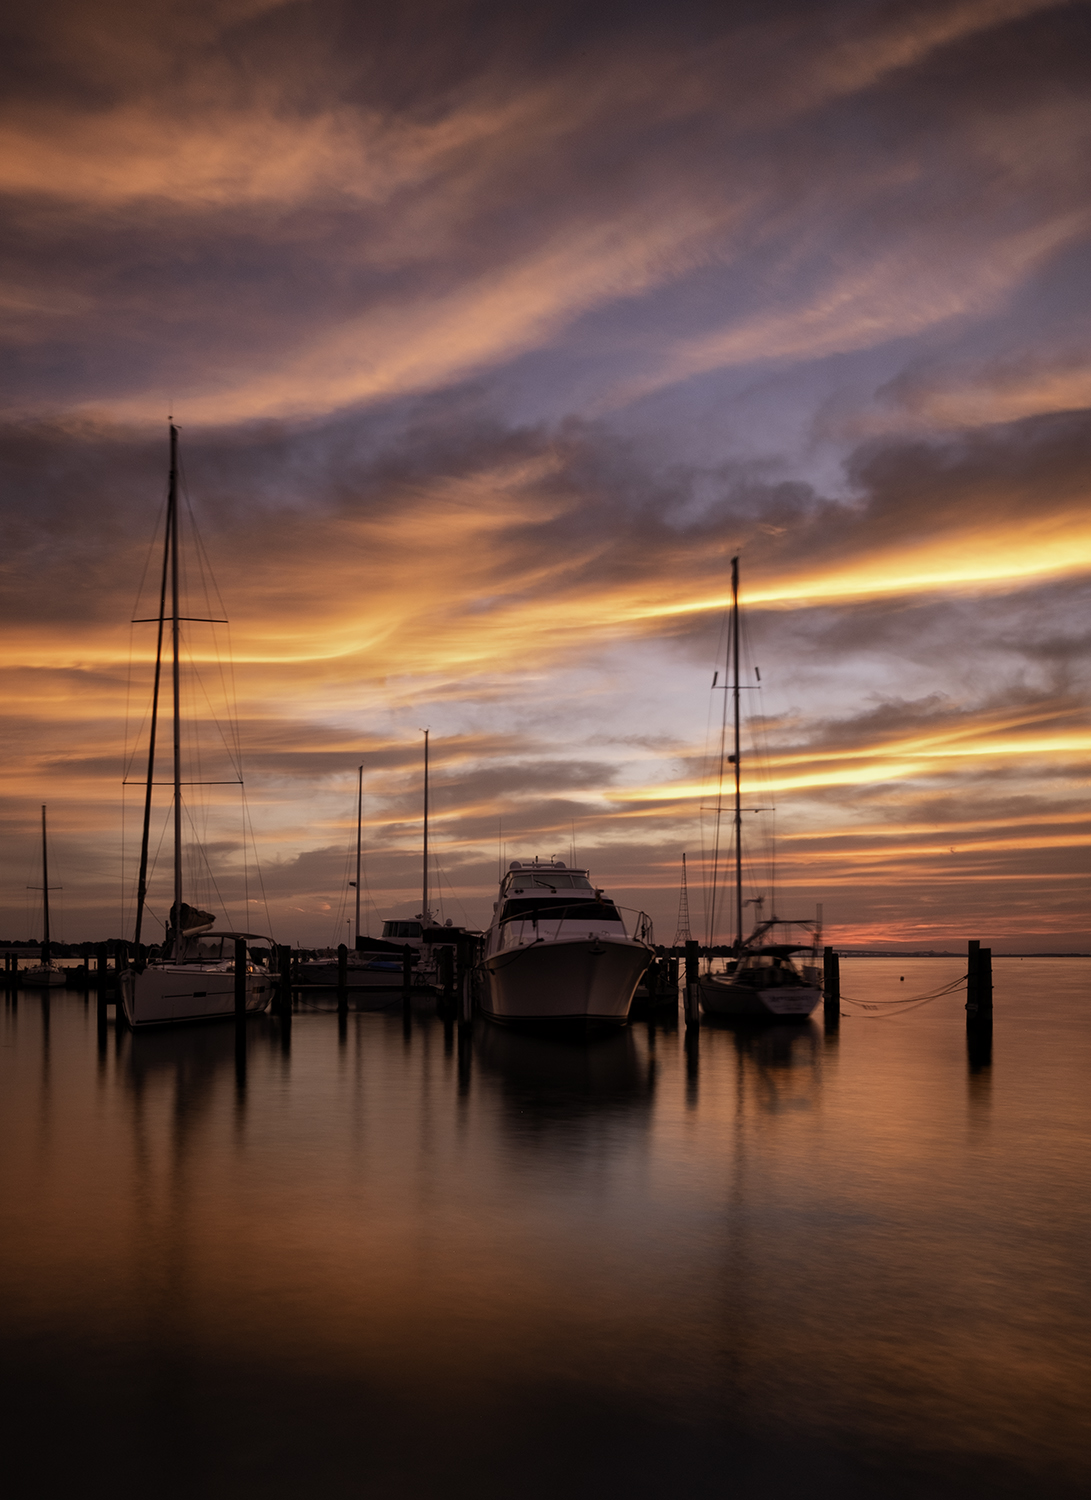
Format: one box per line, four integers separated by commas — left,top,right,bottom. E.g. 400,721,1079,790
477,858,652,1027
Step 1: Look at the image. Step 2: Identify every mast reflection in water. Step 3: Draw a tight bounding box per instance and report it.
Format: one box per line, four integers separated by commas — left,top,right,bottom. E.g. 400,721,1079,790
1,957,1088,1499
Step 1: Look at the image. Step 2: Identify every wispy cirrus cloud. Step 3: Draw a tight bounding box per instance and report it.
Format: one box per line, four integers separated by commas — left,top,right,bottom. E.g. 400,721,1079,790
1,0,1088,945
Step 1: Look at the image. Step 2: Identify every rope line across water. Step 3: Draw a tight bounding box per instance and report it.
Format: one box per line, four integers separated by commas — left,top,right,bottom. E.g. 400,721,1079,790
837,973,968,1018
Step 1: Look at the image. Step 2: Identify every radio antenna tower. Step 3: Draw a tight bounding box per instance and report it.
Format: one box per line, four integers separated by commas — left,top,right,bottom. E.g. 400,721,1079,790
672,852,693,946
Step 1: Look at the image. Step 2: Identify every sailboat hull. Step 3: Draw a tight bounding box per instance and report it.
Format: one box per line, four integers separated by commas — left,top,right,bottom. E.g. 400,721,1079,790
699,975,821,1019
119,964,272,1027
21,965,68,988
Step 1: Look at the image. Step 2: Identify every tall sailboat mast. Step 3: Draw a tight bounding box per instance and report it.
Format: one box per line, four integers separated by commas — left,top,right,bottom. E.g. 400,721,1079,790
731,555,743,954
40,805,51,965
132,451,171,949
354,763,363,945
170,424,183,959
421,729,429,921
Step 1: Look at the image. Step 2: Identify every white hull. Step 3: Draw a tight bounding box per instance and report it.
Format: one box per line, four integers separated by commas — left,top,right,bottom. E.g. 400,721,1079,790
120,964,273,1027
480,936,650,1026
21,965,68,988
699,975,821,1019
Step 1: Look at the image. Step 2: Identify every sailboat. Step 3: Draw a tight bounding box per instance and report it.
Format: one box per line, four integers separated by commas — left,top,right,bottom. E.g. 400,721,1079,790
119,424,275,1027
23,804,67,987
298,737,445,987
697,556,822,1020
377,728,449,958
297,762,369,983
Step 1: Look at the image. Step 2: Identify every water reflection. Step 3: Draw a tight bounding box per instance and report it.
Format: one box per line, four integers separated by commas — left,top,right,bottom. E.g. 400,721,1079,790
967,1021,993,1073
457,1017,472,1093
1,970,1089,1500
118,1015,286,1134
475,1024,655,1133
684,1022,699,1103
704,1018,820,1114
967,1019,993,1120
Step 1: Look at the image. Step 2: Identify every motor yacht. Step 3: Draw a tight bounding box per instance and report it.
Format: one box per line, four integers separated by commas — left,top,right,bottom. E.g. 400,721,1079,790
477,858,652,1027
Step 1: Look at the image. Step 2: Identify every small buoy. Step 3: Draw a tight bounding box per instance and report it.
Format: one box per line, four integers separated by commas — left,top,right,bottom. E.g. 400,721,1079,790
899,975,904,981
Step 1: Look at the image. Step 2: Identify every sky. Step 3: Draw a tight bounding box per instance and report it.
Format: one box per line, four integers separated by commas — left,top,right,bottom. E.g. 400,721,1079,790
1,0,1088,951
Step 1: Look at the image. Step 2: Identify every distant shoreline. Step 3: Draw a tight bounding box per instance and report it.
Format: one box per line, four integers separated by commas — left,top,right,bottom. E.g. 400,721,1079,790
836,951,1090,959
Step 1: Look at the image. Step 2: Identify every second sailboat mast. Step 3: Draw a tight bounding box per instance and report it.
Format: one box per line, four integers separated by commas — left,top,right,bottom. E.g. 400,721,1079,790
355,764,363,945
421,729,429,921
732,555,743,953
41,804,51,964
170,424,182,957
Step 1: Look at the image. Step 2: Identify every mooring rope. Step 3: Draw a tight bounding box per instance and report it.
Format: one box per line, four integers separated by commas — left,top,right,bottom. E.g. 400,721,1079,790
838,973,968,1018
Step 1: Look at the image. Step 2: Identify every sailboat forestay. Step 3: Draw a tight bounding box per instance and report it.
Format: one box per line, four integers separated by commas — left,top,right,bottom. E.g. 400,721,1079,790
119,424,275,1027
698,556,823,1020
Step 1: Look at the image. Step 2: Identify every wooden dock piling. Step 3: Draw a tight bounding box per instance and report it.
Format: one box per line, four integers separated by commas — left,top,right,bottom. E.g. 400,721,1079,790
684,939,700,1026
402,944,413,1002
96,944,109,1023
278,944,292,1017
439,946,455,1011
337,943,348,1010
234,936,247,1020
823,946,840,1027
458,935,473,1024
966,940,993,1028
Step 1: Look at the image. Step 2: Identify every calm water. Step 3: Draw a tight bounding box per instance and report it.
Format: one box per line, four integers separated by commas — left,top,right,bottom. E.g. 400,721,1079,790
2,958,1088,1498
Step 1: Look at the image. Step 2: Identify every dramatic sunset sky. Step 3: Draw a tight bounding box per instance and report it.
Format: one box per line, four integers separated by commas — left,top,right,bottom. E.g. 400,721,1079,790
2,0,1088,950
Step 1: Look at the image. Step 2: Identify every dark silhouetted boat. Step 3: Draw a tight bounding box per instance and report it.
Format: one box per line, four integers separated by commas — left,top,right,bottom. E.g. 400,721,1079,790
477,857,652,1028
698,557,822,1020
119,425,275,1027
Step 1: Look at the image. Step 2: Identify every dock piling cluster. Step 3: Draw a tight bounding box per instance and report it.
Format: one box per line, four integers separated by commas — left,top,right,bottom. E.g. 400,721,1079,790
683,940,700,1027
823,946,840,1030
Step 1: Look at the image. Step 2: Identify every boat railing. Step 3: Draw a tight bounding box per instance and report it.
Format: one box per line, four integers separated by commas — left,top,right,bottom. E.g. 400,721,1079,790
615,907,654,946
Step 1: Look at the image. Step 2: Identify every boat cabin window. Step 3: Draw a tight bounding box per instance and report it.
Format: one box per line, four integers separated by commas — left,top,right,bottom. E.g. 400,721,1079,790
382,920,423,939
507,873,592,892
500,898,622,925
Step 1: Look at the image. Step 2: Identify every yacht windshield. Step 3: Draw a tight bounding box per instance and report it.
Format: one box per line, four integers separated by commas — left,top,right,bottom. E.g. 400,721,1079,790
508,873,592,892
500,899,622,925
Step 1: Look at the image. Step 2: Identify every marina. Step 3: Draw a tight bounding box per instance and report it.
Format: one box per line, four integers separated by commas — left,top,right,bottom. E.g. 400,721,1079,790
3,5,1088,1498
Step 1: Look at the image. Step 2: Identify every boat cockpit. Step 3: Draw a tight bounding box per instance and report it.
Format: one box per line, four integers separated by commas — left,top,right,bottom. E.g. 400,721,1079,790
736,948,809,988
171,931,275,966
